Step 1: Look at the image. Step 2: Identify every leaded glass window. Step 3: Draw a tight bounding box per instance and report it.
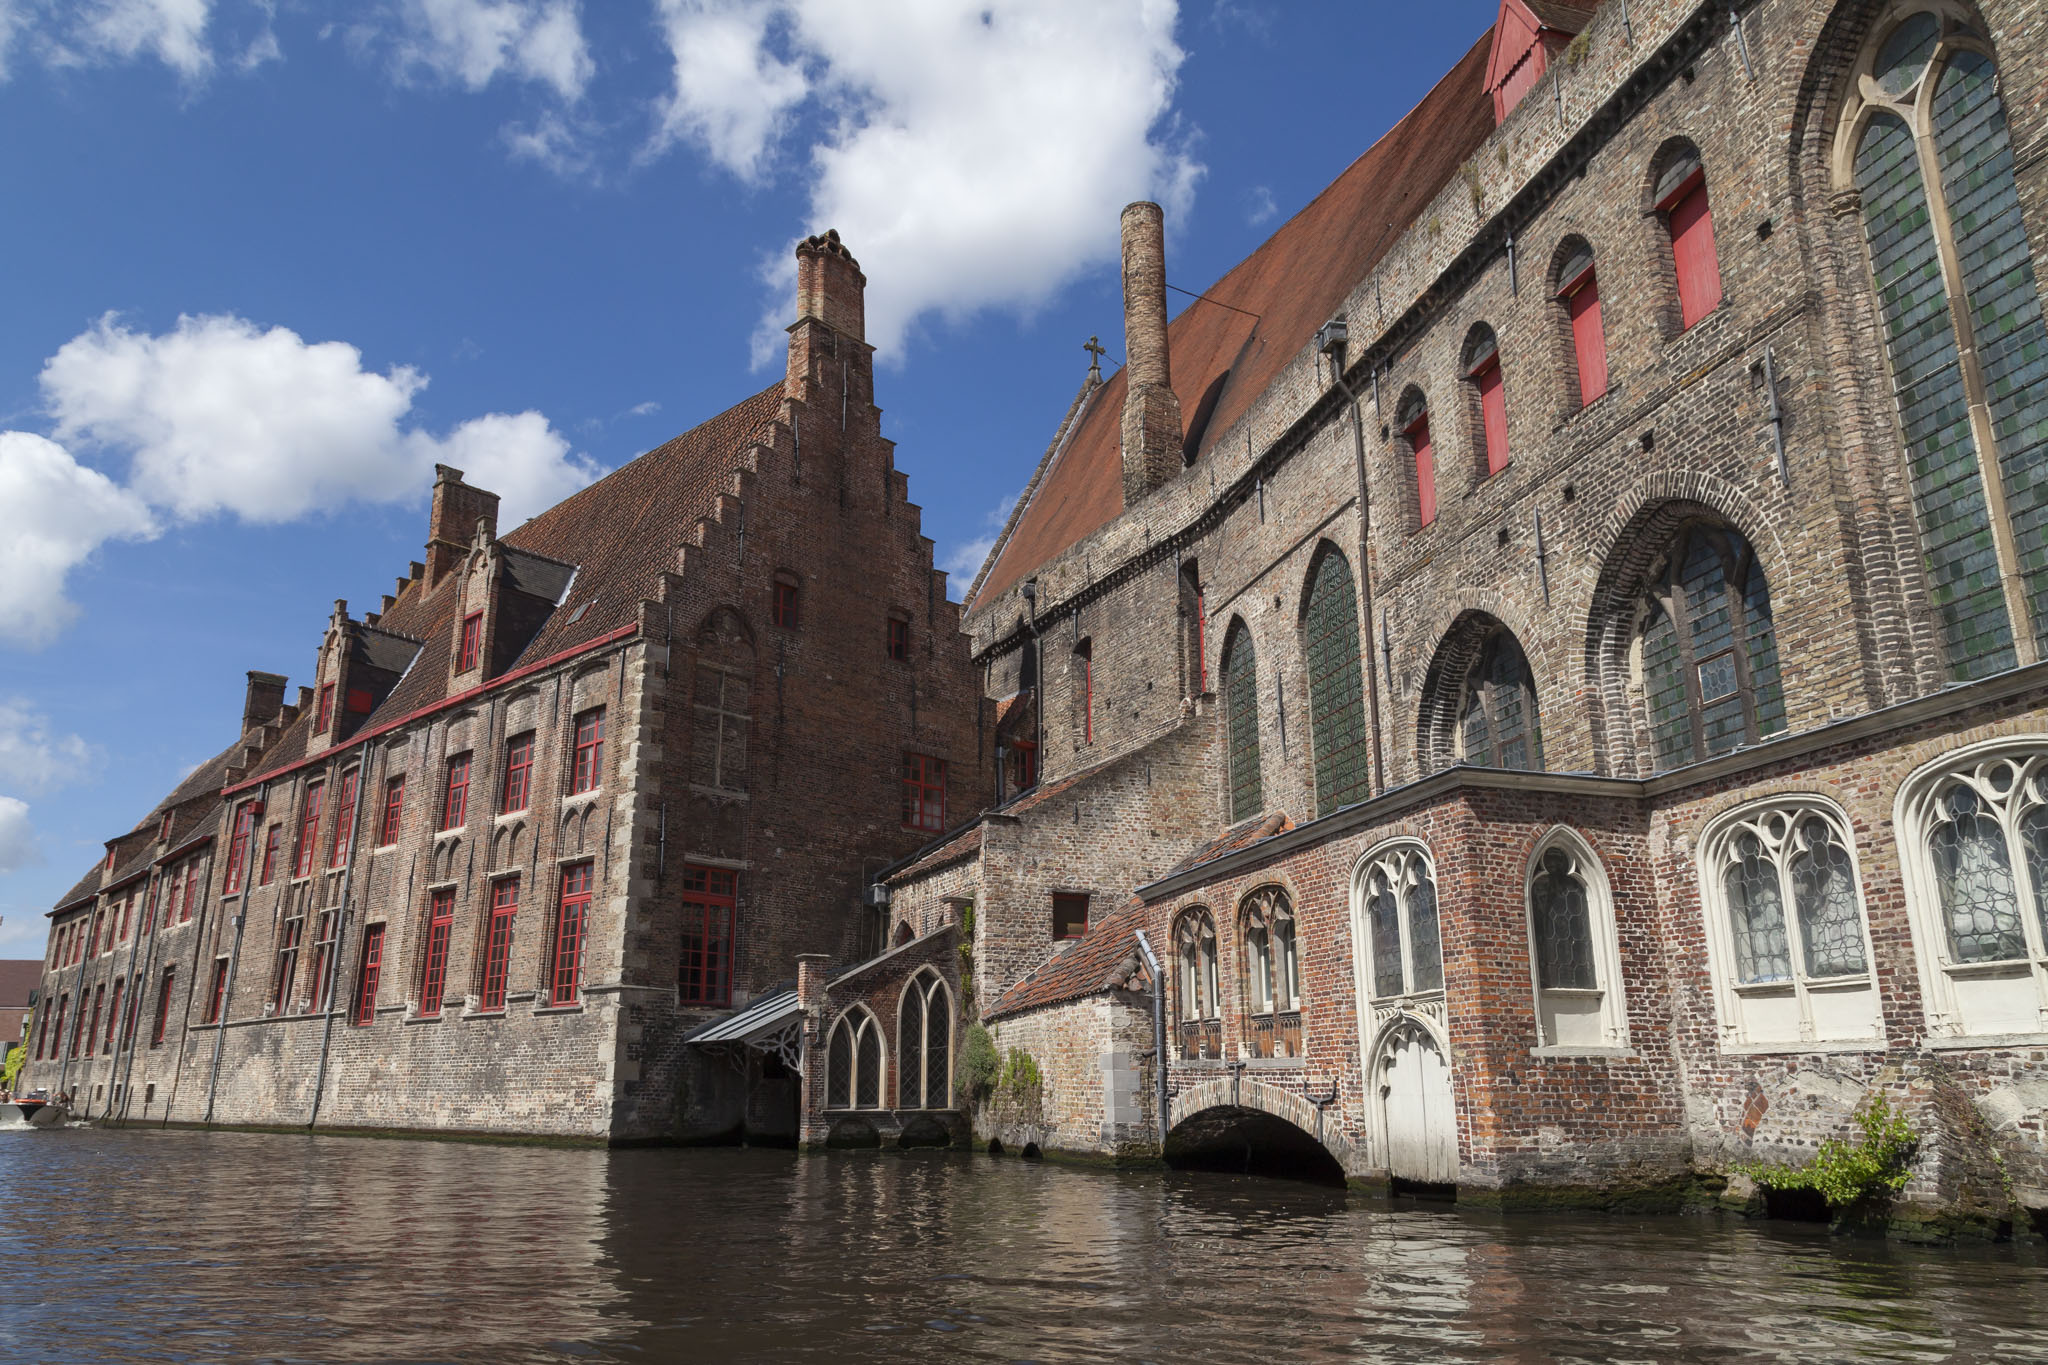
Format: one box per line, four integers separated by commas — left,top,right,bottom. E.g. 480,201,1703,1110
1638,522,1787,769
1530,848,1596,990
693,610,753,793
1360,843,1442,1000
1460,629,1543,770
898,970,952,1110
1843,10,2048,679
1239,887,1301,1059
1526,833,1626,1049
1303,549,1370,815
826,1010,882,1110
1174,908,1221,1060
1222,622,1263,822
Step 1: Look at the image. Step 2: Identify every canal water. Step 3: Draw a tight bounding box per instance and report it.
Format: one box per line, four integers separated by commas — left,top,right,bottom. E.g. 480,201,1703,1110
4,1127,2048,1363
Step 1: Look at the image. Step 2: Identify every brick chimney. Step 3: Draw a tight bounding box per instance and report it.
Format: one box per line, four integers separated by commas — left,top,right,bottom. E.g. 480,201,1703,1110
786,229,868,402
425,464,499,591
1119,201,1182,503
242,671,287,735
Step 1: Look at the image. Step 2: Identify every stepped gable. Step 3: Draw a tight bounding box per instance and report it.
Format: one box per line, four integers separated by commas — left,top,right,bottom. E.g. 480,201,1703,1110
988,895,1150,1019
973,29,1495,607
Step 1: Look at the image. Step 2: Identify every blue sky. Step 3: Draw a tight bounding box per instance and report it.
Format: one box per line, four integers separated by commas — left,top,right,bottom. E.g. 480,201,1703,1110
0,0,1494,957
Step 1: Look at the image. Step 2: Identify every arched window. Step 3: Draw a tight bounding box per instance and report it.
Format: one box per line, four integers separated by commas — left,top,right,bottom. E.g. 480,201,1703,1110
1897,739,2048,1039
1637,522,1787,769
1653,143,1723,328
825,1008,883,1110
1173,908,1220,1060
1463,324,1509,476
1555,239,1608,407
1397,388,1436,527
1358,842,1443,1001
1460,628,1543,770
897,969,952,1109
1302,547,1370,816
1239,886,1301,1060
1525,830,1627,1050
1840,8,2048,681
1221,620,1263,822
1699,799,1879,1048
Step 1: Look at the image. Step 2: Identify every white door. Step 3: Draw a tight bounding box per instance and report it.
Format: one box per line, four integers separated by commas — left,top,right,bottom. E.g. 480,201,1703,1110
1378,1023,1456,1184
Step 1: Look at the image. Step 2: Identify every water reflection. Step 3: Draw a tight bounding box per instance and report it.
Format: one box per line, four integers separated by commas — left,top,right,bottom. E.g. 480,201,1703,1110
1,1129,2044,1363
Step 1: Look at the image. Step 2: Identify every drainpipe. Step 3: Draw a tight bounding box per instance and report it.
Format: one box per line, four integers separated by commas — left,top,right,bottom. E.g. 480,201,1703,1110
111,867,165,1123
1133,929,1168,1148
308,747,381,1129
204,783,267,1126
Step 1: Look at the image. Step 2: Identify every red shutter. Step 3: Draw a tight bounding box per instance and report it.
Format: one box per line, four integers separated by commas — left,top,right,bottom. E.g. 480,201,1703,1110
1408,414,1437,526
1667,175,1722,329
1567,274,1608,405
1475,359,1509,475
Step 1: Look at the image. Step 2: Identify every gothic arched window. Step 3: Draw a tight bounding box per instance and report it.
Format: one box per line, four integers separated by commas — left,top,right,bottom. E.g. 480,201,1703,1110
1359,842,1443,1001
1460,629,1543,770
1463,324,1509,476
825,1008,883,1110
1840,8,2048,680
1302,547,1370,815
1221,620,1263,822
1526,830,1627,1050
1637,522,1787,769
897,969,952,1109
1239,886,1301,1060
1173,908,1220,1060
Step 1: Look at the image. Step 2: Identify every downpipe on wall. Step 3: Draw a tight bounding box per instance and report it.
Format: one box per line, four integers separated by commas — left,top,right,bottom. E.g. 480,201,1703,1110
1133,929,1168,1149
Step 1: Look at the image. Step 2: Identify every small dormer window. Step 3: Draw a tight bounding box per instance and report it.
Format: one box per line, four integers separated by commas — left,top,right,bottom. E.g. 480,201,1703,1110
158,812,173,842
459,612,483,673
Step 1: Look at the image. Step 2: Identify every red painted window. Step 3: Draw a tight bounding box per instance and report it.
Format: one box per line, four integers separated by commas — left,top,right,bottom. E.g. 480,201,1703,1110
773,579,800,629
106,847,116,872
293,782,325,879
180,860,200,922
481,879,517,1012
49,996,67,1060
316,682,336,734
34,1001,49,1059
1053,893,1090,941
1406,411,1437,526
106,980,124,1053
273,917,303,1013
459,612,483,672
419,889,455,1017
501,734,534,814
71,990,89,1057
1560,256,1608,406
1472,355,1509,475
441,754,470,831
551,863,593,1007
205,958,228,1024
570,709,604,795
1009,740,1037,793
159,812,173,842
353,924,385,1026
678,865,736,1007
122,986,141,1048
887,616,909,661
1663,168,1722,329
223,801,256,893
86,912,102,960
346,687,374,715
1077,640,1094,744
328,769,359,869
379,777,405,846
259,825,281,886
152,968,174,1046
901,753,947,832
86,984,104,1057
115,893,131,944
308,910,339,1014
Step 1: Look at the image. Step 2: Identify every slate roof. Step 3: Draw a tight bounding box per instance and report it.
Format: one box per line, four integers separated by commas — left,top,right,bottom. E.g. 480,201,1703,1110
972,28,1497,608
0,961,42,1009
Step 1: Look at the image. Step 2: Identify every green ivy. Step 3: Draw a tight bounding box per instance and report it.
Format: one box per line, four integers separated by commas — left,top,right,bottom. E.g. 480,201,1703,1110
961,1024,999,1101
0,1039,22,1093
1738,1094,1918,1209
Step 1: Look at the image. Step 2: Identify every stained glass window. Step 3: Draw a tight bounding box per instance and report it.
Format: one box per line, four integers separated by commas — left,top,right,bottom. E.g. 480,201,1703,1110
1460,629,1543,770
1639,523,1786,769
1222,622,1263,822
1530,847,1596,990
1362,844,1441,999
1303,550,1370,815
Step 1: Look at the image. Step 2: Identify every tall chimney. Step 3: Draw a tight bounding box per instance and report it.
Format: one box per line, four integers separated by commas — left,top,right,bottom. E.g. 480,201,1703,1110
242,671,287,734
1119,201,1182,502
794,229,866,342
425,464,500,591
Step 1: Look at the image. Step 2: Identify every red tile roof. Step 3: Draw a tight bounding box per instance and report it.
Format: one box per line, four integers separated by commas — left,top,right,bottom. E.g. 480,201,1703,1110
972,28,1497,609
0,961,43,1008
988,895,1151,1019
1158,810,1294,880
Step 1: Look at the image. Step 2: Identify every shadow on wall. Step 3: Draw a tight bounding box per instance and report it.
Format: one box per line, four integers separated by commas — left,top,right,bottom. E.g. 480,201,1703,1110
1163,1104,1347,1186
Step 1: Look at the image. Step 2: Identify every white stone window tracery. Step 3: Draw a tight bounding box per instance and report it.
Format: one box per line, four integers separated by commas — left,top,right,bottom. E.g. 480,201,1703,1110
1524,828,1628,1051
1174,907,1221,1060
896,969,953,1110
1697,799,1882,1050
1897,739,2048,1040
825,1007,883,1110
1239,886,1301,1060
1358,842,1444,1003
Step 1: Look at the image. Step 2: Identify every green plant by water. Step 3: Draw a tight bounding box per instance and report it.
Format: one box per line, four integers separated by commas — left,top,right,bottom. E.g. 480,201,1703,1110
1737,1094,1918,1209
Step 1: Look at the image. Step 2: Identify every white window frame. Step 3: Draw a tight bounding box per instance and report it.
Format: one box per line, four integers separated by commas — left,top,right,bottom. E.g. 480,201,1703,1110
896,968,954,1110
1350,839,1450,1060
825,1006,884,1111
1523,826,1629,1054
1895,736,2048,1044
1696,795,1883,1053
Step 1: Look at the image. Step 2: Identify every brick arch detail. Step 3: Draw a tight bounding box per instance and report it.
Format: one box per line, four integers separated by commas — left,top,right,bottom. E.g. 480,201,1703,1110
1412,590,1546,778
1166,1076,1360,1173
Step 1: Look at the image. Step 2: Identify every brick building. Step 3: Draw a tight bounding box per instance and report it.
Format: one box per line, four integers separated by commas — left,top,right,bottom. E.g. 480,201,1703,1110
867,0,2048,1231
19,231,990,1142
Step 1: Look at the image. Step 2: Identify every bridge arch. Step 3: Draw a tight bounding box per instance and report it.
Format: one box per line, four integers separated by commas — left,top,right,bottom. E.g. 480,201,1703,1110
1164,1077,1358,1185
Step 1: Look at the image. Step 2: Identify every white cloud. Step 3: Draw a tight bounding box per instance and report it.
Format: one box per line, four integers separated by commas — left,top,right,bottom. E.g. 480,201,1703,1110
0,699,99,794
650,0,1201,360
941,493,1017,586
391,0,592,101
0,432,156,649
70,0,214,79
1245,184,1276,227
43,312,599,529
0,797,39,874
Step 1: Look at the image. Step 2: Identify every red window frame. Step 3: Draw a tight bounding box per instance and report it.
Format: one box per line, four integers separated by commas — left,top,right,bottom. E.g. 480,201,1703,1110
107,980,124,1053
887,615,909,661
159,812,173,842
328,769,359,869
152,968,174,1046
1471,355,1509,476
316,682,336,734
901,753,947,832
34,1001,49,1060
115,893,131,944
1662,168,1722,329
1406,411,1437,527
678,865,736,1007
308,910,339,1014
273,917,303,1013
180,860,199,922
441,754,470,831
49,996,67,1060
205,957,229,1024
259,825,281,886
551,863,592,1007
772,579,799,629
223,800,256,893
1561,261,1609,406
353,924,385,1026
419,889,455,1017
459,611,483,673
1010,739,1037,793
71,991,88,1057
85,982,104,1057
481,879,518,1012
379,777,405,846
86,912,102,960
293,782,325,879
501,734,534,814
570,709,604,795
